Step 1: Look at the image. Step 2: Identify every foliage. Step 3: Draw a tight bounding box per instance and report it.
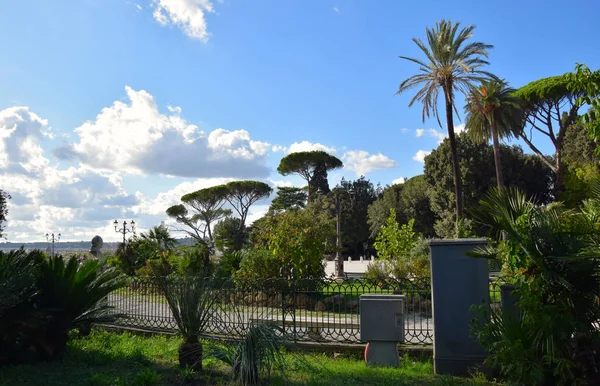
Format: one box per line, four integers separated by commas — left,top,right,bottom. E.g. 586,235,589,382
207,323,294,386
396,19,494,218
214,216,249,252
140,224,177,252
0,251,125,364
277,151,343,200
213,250,244,278
425,135,552,237
373,209,419,260
561,120,600,206
171,243,212,276
0,189,9,238
469,187,600,385
154,275,221,370
335,177,380,255
250,207,334,280
465,79,523,187
112,231,171,276
567,63,600,144
514,71,589,193
234,248,283,287
223,180,273,228
166,184,231,243
269,186,307,212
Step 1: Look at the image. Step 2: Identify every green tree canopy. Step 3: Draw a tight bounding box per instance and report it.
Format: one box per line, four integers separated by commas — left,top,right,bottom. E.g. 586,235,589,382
567,64,600,142
269,186,307,212
277,151,343,201
223,180,272,228
396,19,494,219
424,135,552,237
166,185,231,242
367,175,435,239
213,216,249,253
514,72,589,193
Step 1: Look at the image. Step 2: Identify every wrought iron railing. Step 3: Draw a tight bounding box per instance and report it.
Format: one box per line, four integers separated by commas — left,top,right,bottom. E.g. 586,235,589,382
105,275,505,345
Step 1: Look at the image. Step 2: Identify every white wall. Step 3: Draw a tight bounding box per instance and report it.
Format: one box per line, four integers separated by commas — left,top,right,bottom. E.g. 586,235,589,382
324,256,376,277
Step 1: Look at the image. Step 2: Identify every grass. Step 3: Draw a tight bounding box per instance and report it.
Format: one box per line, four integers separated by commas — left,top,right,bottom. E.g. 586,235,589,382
0,329,500,386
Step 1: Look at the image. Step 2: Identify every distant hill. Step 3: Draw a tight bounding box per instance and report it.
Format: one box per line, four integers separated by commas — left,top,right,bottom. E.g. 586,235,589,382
0,237,197,252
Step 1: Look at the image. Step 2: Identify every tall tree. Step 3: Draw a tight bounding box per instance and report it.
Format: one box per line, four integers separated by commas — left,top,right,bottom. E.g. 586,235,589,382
567,64,600,143
424,135,552,237
0,190,9,239
464,79,522,187
396,20,494,219
213,217,249,253
514,73,587,193
166,185,231,243
277,151,343,201
269,186,307,212
561,121,600,206
223,180,272,229
335,177,380,256
141,223,177,252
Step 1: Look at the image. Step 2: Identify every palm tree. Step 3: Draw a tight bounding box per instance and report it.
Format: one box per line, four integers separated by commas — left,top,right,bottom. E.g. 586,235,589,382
464,79,522,188
142,223,177,252
397,20,494,218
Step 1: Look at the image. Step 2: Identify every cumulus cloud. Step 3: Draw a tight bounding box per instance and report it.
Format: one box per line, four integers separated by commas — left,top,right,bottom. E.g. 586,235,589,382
55,86,271,179
342,150,397,176
392,177,406,185
152,0,215,41
285,141,336,155
412,150,431,163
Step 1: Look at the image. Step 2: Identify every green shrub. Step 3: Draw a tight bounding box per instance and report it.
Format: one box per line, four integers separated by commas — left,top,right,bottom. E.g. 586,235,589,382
0,252,125,364
214,250,244,278
470,187,600,385
234,248,283,291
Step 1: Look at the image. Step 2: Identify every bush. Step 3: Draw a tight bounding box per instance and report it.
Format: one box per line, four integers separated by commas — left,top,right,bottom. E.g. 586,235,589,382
0,251,125,364
171,244,211,277
213,250,244,278
250,208,333,281
234,248,283,291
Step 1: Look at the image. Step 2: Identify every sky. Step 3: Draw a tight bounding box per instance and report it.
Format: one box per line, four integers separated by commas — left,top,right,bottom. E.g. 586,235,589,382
1,0,599,242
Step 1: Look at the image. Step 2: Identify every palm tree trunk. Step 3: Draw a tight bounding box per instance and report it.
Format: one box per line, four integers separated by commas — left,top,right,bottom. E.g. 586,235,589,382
491,125,504,188
444,90,463,219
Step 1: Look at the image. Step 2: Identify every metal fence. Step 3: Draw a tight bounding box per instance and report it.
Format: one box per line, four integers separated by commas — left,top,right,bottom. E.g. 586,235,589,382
106,275,505,345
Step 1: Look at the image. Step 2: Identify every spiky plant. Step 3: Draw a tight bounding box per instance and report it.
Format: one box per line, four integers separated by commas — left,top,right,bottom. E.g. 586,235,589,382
469,187,600,384
207,323,292,386
0,248,44,364
34,255,126,360
154,275,219,370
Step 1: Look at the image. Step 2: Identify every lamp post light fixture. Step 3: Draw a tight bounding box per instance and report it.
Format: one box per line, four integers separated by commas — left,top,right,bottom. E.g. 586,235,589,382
114,219,135,243
334,188,355,279
45,232,61,258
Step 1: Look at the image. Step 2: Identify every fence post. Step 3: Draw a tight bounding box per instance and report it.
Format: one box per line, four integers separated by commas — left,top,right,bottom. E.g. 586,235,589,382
429,239,489,377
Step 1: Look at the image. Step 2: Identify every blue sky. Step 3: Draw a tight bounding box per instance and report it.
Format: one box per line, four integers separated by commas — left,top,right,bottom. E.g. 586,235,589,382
1,0,599,242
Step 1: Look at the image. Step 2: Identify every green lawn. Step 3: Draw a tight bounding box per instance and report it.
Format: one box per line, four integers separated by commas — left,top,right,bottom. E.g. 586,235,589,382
0,330,500,386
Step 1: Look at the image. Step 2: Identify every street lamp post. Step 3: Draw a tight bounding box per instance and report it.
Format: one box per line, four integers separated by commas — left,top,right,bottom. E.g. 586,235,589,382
334,188,354,279
114,220,135,243
45,232,61,258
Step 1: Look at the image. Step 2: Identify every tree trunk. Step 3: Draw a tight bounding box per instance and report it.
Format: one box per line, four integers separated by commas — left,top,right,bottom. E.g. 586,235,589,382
179,338,202,371
444,90,463,219
491,125,505,188
554,148,564,198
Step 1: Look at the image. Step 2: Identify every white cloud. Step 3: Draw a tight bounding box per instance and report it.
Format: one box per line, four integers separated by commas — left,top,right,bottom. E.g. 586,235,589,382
400,127,409,134
332,6,340,13
55,86,270,179
415,128,446,144
415,124,466,144
342,150,397,176
286,141,336,155
152,0,215,41
412,150,431,163
392,177,406,185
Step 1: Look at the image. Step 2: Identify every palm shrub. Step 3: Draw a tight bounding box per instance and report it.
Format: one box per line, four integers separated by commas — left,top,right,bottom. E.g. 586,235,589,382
33,255,126,361
469,187,600,385
0,249,45,364
154,274,220,370
207,323,293,386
